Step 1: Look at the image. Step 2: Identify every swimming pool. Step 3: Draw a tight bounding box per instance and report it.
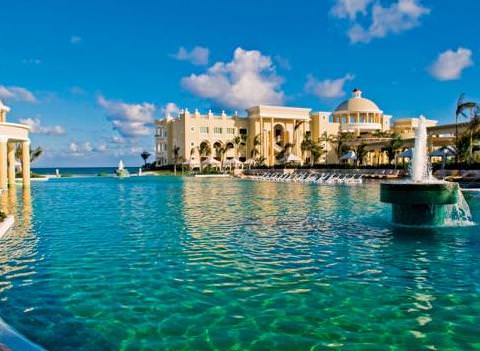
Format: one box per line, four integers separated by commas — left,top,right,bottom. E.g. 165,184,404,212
0,176,479,350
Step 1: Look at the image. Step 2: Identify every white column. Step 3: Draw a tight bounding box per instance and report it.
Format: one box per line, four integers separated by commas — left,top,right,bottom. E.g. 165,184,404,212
22,140,31,187
0,136,8,189
7,142,16,186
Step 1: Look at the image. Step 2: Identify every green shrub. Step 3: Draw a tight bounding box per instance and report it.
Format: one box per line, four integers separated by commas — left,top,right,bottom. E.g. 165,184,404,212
0,211,6,222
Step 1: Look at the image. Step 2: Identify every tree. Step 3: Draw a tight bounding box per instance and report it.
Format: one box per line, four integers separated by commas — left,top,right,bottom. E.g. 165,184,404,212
332,132,354,162
15,145,43,172
381,134,403,167
173,146,180,176
276,142,295,163
301,132,323,166
199,142,212,158
250,134,261,160
140,151,151,166
214,143,233,169
319,131,333,164
354,143,368,166
455,94,477,163
232,136,245,158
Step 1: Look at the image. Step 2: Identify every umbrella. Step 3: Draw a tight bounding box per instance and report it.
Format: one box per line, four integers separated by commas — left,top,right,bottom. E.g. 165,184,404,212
201,157,221,168
398,149,413,158
224,158,243,168
340,151,357,161
283,154,302,163
429,146,455,158
183,158,201,169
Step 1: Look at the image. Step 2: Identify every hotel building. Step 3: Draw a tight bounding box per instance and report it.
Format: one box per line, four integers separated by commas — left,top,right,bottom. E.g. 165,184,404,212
154,89,438,167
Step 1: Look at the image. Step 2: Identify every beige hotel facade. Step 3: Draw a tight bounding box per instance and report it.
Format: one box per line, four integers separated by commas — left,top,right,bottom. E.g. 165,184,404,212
154,89,439,167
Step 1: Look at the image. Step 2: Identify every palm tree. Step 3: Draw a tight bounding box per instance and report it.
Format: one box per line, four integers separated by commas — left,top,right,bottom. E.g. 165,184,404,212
293,120,304,155
15,145,43,172
319,131,333,164
214,143,233,169
173,146,180,175
354,143,368,166
466,104,480,163
300,132,323,166
140,151,151,166
311,143,324,165
381,134,403,167
455,94,477,163
232,136,245,158
199,142,212,159
332,132,354,162
276,142,295,163
250,134,261,160
300,133,313,163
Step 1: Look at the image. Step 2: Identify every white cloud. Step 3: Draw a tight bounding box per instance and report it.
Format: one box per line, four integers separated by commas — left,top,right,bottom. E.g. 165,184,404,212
181,47,285,109
305,73,354,99
70,36,82,44
331,0,430,43
19,117,65,135
111,135,126,144
331,0,373,20
98,96,155,138
0,85,37,102
429,48,474,81
161,102,179,116
173,46,210,65
68,141,108,156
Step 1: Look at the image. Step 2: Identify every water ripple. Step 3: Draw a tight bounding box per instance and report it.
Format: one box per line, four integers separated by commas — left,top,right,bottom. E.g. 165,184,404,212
0,177,478,350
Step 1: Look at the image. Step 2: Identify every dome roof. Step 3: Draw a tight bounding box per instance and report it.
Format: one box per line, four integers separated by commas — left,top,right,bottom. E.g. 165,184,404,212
334,89,381,113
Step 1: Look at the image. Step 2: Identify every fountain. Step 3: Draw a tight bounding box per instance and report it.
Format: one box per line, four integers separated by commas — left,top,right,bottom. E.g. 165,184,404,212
115,160,130,178
380,116,472,226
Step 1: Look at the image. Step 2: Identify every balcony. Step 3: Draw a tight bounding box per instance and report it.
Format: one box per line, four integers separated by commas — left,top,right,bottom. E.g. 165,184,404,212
0,122,30,141
340,122,382,132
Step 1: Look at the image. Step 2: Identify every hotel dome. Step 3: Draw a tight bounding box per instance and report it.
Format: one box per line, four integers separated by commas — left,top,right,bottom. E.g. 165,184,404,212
334,89,382,113
332,89,390,135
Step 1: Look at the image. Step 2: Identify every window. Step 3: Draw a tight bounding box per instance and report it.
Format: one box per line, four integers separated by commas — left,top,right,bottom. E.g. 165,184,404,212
239,128,247,135
191,127,194,131
191,142,194,146
226,128,235,134
214,127,222,134
200,127,209,133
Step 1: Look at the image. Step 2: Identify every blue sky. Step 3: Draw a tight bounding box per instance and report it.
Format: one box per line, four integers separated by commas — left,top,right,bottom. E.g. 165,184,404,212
0,0,478,167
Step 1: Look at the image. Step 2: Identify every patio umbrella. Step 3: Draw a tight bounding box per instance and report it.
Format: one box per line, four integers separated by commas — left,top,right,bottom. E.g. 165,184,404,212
201,157,221,168
429,146,455,158
283,154,302,163
398,149,413,158
183,158,200,169
224,158,243,169
340,151,357,161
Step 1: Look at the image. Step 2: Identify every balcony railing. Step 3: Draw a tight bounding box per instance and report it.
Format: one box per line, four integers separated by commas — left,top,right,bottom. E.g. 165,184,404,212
340,122,382,131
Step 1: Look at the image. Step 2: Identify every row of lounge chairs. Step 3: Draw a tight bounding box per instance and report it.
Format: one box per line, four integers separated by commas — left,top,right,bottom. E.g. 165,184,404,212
250,172,363,185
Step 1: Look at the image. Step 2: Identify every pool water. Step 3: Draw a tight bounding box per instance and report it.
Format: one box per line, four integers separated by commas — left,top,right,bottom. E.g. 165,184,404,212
0,177,479,350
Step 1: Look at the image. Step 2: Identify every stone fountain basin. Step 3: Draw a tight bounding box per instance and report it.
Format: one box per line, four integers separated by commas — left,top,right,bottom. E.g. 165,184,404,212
380,182,460,226
380,182,459,205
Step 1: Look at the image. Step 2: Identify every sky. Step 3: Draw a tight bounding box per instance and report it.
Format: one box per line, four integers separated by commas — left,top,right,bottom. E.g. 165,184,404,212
0,0,478,167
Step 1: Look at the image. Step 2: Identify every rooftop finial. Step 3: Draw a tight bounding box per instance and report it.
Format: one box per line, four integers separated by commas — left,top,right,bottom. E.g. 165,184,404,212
352,88,362,98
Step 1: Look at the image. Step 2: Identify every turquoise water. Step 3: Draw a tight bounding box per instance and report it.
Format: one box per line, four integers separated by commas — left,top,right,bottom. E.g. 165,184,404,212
0,177,479,350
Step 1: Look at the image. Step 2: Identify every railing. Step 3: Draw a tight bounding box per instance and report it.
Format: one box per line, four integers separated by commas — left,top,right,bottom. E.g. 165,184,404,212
340,122,382,131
